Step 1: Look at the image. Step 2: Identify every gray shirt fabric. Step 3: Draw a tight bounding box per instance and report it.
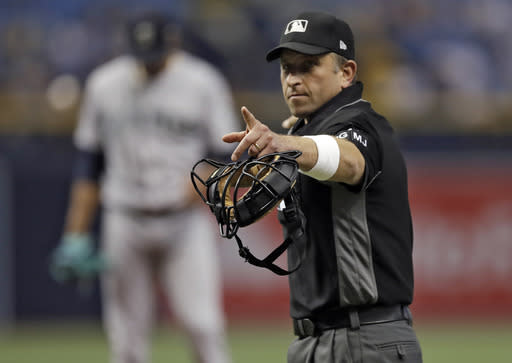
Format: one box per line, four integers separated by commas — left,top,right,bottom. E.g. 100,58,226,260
75,51,238,210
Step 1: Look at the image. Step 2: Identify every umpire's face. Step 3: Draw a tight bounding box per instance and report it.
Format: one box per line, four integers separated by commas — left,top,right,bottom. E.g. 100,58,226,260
280,50,348,118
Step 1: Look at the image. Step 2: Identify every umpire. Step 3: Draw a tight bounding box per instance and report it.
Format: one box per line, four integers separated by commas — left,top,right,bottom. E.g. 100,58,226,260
223,11,423,363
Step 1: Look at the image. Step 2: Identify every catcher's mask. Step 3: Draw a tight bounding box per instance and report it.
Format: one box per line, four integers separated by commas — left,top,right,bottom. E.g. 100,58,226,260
191,151,304,275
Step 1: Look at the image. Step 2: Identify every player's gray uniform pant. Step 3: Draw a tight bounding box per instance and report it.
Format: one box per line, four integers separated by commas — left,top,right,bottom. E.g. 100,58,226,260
288,319,422,363
101,207,231,363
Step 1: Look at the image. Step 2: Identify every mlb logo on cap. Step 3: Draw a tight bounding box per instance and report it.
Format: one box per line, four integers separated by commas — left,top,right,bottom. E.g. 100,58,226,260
285,20,308,34
266,11,355,62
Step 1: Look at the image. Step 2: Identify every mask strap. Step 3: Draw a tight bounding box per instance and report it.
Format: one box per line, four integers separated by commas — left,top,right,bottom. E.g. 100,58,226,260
232,233,301,276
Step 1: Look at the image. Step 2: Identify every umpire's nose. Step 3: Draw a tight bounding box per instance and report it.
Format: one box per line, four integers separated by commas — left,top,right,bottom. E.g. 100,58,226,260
284,71,303,89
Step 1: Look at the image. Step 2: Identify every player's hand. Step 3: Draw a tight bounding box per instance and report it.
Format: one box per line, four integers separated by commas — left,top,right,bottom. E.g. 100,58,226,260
223,106,284,161
282,115,298,129
50,233,106,284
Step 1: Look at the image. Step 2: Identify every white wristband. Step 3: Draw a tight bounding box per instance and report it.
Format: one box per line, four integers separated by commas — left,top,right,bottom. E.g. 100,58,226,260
300,135,340,180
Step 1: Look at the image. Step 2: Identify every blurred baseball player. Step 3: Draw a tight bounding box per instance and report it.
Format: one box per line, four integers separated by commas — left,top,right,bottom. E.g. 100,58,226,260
51,10,236,363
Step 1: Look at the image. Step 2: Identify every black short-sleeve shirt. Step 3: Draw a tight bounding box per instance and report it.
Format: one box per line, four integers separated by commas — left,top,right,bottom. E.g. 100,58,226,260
285,82,414,318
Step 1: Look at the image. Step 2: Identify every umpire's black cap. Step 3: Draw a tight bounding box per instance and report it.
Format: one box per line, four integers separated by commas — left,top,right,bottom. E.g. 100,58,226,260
126,11,180,62
266,11,355,62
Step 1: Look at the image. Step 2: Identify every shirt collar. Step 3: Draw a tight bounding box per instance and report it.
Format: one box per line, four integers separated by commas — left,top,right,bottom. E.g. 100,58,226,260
305,81,364,125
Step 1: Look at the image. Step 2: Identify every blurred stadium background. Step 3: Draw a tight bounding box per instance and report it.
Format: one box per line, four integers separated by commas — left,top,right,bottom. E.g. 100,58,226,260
0,0,511,362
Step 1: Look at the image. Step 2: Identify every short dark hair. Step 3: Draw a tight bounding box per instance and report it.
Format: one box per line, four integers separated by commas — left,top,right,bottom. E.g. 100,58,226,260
331,53,348,70
330,53,357,83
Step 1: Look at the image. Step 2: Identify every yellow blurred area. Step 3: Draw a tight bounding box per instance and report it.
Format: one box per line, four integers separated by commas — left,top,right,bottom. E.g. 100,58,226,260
1,0,512,135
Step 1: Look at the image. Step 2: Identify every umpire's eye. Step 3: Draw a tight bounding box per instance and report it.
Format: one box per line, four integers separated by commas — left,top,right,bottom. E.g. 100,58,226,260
281,58,318,75
298,60,317,73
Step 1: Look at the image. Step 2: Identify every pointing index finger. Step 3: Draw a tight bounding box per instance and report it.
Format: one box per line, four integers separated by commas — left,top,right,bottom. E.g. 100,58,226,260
241,106,258,130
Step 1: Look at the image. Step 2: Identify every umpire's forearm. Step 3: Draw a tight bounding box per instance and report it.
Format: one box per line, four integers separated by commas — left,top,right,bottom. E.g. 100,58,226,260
64,179,100,234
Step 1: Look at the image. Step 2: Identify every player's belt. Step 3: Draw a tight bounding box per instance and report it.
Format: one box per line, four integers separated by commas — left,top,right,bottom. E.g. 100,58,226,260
125,207,180,217
292,304,412,337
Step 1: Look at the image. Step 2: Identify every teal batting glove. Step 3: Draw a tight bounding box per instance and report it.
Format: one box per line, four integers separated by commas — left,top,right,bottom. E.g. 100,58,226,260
50,233,106,284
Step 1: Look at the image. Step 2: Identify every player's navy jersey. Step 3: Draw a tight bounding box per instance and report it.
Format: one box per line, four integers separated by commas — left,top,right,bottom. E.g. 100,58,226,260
75,51,238,210
285,82,414,319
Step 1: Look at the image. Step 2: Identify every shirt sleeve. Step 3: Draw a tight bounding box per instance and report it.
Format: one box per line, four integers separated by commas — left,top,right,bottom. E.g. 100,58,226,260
327,118,383,190
201,68,239,159
71,148,105,182
73,75,103,153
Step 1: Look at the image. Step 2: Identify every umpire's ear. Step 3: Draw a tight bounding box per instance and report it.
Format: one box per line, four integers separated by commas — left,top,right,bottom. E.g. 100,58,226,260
340,59,357,89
